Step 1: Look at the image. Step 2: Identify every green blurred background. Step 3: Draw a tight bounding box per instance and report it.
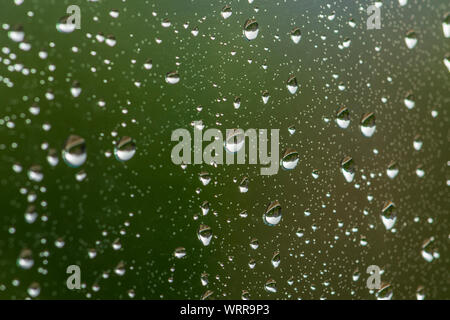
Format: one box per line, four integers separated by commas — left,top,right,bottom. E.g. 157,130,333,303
0,0,449,299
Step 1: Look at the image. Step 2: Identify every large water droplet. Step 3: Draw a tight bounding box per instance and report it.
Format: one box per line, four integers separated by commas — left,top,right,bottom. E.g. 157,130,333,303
197,224,212,246
62,135,86,168
443,13,450,38
404,92,415,109
17,249,34,270
386,161,399,179
271,251,280,268
413,135,423,151
262,91,270,104
381,201,397,230
56,15,76,33
174,247,186,259
8,25,25,42
336,106,350,129
421,237,438,262
114,136,136,162
360,112,376,137
165,71,180,84
221,5,232,19
224,129,245,153
239,176,249,193
243,19,259,40
340,156,355,183
264,279,277,293
199,172,211,186
27,282,41,298
286,75,298,94
263,200,282,226
416,286,425,300
290,27,302,44
405,30,418,49
376,283,393,300
280,148,299,170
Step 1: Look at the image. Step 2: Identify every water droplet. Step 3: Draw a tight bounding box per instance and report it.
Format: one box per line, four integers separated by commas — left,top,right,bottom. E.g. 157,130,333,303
62,135,87,168
165,71,180,84
27,282,41,298
243,19,259,41
290,27,302,44
271,251,280,268
191,27,199,37
381,201,397,230
161,18,171,28
262,91,270,104
56,15,76,33
288,125,296,135
114,261,126,276
174,247,186,259
404,92,415,109
263,200,282,226
264,279,277,293
233,97,241,109
17,249,34,270
352,269,361,281
340,156,355,183
336,106,350,129
46,149,59,167
386,161,399,179
349,18,356,28
114,136,136,162
201,290,214,300
416,286,425,300
413,135,423,151
280,148,299,170
200,273,209,286
144,59,153,70
312,169,319,179
70,81,82,98
221,5,232,19
360,112,376,137
286,75,298,94
249,238,259,250
197,224,212,246
405,30,418,49
224,129,245,153
421,237,438,262
199,172,211,186
241,290,250,300
25,205,38,224
105,35,117,47
416,165,425,178
112,238,122,250
239,176,249,193
376,283,393,300
443,13,450,38
28,165,43,182
8,25,25,42
109,9,119,19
